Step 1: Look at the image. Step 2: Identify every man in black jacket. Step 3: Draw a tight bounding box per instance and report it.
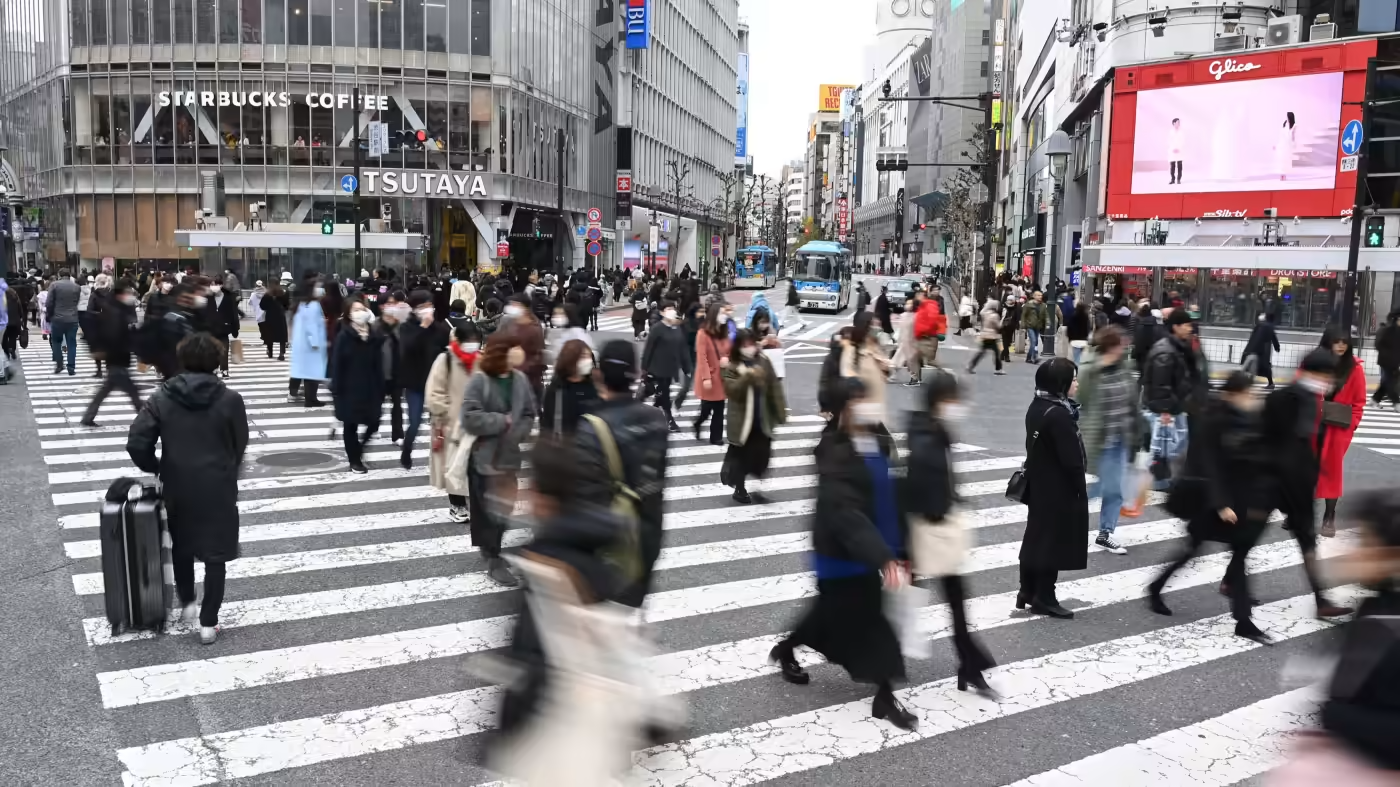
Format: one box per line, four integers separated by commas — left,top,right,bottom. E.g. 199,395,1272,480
397,290,450,468
1141,309,1206,454
1373,310,1400,410
641,300,693,432
1243,312,1281,389
81,279,143,425
574,340,670,608
203,276,242,378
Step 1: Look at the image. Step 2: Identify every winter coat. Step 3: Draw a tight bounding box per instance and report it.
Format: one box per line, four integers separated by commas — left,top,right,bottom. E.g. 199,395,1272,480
1244,321,1281,373
745,293,779,334
203,290,241,338
1376,320,1400,371
247,287,266,323
693,331,731,401
498,314,547,392
1021,300,1049,332
1076,351,1142,468
259,290,290,344
1065,309,1091,343
426,349,474,495
1132,316,1161,364
1317,360,1366,500
812,426,905,573
1177,395,1272,546
629,287,650,325
978,308,1002,341
902,412,956,522
398,316,451,393
1142,335,1201,415
642,321,693,380
541,376,598,437
1260,383,1323,507
1020,395,1089,572
46,278,80,325
289,300,329,381
839,338,890,416
460,369,536,475
126,373,249,563
722,354,787,445
95,298,138,368
330,326,387,424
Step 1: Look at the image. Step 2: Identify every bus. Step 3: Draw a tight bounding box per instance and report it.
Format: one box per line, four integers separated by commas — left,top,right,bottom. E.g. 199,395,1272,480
733,245,778,289
791,240,853,313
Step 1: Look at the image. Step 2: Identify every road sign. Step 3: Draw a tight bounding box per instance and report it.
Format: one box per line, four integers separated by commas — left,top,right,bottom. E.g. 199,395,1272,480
496,241,510,257
616,174,632,193
1341,155,1359,173
587,241,602,256
1342,119,1364,156
587,207,602,224
368,122,389,157
1069,270,1081,286
340,174,358,194
617,218,632,231
586,227,602,241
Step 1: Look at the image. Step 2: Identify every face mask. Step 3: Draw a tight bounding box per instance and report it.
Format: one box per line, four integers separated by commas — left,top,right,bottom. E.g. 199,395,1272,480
461,342,481,353
505,304,524,317
389,304,411,321
740,345,758,359
416,306,434,320
209,285,222,294
313,286,325,298
193,295,207,309
120,294,138,306
350,310,372,325
663,310,678,322
160,283,172,293
576,357,594,376
506,348,526,368
1299,376,1331,395
551,315,568,328
852,402,882,426
941,402,969,421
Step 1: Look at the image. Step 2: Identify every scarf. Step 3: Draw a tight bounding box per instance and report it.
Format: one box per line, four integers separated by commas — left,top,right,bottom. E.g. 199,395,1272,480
349,319,370,339
1035,391,1082,422
448,339,478,372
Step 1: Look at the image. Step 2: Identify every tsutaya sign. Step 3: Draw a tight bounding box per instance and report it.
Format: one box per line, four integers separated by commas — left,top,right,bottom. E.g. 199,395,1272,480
157,90,390,109
361,170,494,198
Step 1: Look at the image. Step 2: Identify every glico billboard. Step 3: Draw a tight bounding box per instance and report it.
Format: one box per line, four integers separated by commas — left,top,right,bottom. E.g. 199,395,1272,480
1105,38,1376,220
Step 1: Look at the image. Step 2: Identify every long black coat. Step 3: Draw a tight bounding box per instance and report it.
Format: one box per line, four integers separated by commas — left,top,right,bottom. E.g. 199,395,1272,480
203,291,241,338
902,412,956,522
1243,321,1280,376
126,374,249,562
259,290,289,344
1020,396,1089,571
812,426,905,570
641,321,693,380
330,326,387,424
1179,396,1271,546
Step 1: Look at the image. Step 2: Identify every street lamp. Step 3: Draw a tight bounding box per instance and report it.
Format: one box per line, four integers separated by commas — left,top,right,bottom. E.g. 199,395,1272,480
1042,128,1072,358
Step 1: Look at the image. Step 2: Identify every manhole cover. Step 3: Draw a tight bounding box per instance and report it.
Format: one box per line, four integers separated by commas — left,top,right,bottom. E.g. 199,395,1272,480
258,451,335,468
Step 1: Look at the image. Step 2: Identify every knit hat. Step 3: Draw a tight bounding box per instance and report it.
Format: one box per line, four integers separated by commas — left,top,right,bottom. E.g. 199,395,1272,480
1165,308,1194,327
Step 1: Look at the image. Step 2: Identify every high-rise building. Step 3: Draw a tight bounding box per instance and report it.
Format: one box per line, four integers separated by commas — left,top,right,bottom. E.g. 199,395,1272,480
781,159,804,247
804,110,841,238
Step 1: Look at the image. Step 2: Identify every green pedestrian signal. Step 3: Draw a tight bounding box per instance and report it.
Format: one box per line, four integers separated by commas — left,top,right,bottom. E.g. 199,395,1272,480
1365,216,1384,248
321,214,334,235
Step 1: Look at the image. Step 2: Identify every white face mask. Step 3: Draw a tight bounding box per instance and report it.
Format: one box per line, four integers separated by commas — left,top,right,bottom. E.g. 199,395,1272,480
160,283,172,293
192,295,208,309
209,285,222,294
740,345,758,359
416,306,434,321
851,402,883,426
313,286,325,298
120,294,138,306
387,304,411,322
461,342,481,353
551,315,568,328
1299,376,1331,395
505,304,524,317
663,309,678,322
941,402,970,421
576,357,594,376
350,309,372,325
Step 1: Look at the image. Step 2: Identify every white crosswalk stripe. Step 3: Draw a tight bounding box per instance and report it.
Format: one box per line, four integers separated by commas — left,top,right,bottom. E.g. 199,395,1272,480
8,341,1367,786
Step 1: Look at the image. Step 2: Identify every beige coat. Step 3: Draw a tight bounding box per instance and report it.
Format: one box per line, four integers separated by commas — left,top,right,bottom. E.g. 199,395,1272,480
839,338,890,417
426,351,473,495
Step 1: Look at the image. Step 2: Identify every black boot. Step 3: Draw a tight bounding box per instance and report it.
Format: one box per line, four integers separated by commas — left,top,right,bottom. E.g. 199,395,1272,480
768,641,809,685
871,685,917,731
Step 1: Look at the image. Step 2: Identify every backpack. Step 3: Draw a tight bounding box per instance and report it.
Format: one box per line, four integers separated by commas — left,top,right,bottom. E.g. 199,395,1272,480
580,414,643,583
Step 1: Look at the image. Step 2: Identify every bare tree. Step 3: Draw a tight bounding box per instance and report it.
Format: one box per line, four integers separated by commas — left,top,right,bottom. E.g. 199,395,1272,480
934,123,990,285
662,158,694,271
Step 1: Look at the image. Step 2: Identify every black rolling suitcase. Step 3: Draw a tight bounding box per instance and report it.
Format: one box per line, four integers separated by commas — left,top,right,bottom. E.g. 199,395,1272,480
100,478,173,636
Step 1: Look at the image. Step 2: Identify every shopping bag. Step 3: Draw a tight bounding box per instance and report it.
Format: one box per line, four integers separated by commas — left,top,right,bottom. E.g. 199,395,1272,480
230,338,245,365
909,512,971,578
1120,451,1152,518
445,432,476,492
884,583,932,660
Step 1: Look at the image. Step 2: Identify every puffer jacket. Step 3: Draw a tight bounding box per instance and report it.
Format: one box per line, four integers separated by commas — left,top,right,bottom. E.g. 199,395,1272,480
1142,335,1201,415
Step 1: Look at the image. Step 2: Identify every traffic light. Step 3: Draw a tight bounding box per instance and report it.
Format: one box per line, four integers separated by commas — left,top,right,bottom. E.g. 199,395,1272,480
882,79,891,99
321,213,334,235
415,129,428,144
1365,215,1385,248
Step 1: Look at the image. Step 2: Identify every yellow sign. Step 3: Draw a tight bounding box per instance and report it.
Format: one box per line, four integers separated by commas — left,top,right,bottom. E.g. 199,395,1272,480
818,84,855,113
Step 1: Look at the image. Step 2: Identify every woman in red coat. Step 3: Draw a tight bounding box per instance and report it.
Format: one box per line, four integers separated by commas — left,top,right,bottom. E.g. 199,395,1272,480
1317,327,1366,537
692,302,732,446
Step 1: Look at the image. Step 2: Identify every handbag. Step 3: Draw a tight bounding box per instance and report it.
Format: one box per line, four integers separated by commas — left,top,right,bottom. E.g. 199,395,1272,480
1321,400,1352,429
230,337,244,365
1005,430,1038,502
909,512,972,579
18,326,27,349
431,424,446,453
883,584,932,660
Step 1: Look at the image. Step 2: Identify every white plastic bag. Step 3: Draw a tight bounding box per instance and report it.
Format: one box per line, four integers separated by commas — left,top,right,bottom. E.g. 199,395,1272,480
884,584,932,660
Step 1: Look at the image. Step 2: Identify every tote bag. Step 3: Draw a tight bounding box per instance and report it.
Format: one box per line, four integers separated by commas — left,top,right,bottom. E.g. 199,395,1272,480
909,511,972,579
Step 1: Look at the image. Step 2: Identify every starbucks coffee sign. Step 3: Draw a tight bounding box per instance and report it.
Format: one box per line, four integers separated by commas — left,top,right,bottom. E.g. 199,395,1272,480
362,170,494,198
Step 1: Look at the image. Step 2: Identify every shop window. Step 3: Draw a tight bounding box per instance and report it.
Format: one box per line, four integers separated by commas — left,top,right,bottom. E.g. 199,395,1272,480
242,0,261,42
131,0,149,43
425,0,446,52
404,0,424,50
334,0,355,46
154,0,171,42
174,0,194,43
1208,272,1256,326
310,0,332,46
448,0,469,54
1309,274,1339,329
448,90,469,167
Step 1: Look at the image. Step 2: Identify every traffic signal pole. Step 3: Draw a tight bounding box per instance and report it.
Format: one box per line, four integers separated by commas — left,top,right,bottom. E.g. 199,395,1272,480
353,87,363,274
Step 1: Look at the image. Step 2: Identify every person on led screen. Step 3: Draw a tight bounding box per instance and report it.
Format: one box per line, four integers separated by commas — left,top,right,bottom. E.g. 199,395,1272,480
1276,111,1296,181
1168,118,1184,185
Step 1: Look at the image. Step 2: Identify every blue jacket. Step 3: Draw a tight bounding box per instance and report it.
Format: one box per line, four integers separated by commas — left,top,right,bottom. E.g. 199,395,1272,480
745,293,779,334
289,300,329,381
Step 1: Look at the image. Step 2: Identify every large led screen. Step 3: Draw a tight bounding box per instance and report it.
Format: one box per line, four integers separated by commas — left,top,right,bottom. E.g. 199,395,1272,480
1130,71,1344,195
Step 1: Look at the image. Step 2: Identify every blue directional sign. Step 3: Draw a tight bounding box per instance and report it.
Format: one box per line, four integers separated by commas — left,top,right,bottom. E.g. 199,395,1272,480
340,174,358,194
1069,270,1081,287
1341,119,1364,156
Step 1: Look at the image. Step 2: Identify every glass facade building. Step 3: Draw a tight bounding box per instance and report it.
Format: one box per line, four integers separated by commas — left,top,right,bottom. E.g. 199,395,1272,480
0,0,616,279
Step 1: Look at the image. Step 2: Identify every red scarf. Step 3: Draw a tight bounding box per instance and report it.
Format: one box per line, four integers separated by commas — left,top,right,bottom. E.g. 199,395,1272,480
449,339,479,371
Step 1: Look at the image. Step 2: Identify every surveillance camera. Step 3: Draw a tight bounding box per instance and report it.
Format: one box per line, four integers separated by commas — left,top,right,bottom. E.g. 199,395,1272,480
1194,217,1202,227
1293,217,1301,226
1242,217,1251,226
1341,215,1352,224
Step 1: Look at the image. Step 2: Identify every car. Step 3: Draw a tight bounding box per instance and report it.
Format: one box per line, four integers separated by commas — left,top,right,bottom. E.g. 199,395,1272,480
884,278,916,311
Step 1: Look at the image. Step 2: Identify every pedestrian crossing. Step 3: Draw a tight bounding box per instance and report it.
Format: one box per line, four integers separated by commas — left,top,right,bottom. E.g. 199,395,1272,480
7,345,1367,786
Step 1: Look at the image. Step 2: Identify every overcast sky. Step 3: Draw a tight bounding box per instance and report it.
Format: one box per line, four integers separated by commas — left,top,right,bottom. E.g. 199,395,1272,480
739,0,875,178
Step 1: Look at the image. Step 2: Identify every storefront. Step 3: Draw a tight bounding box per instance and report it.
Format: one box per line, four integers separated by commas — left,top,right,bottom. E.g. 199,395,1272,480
1082,265,1152,302
1083,264,1342,331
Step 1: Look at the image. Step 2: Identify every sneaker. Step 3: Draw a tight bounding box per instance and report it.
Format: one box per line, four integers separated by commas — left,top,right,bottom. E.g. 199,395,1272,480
348,461,368,474
486,557,519,587
286,395,303,404
1095,532,1128,554
448,505,470,523
180,601,199,625
993,370,1007,376
903,378,920,387
199,626,219,645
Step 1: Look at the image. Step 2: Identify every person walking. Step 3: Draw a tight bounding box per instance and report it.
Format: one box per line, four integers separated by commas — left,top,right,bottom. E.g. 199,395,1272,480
1317,327,1367,539
541,338,598,437
450,275,477,319
966,299,1005,375
378,293,409,443
427,322,481,523
906,288,946,386
1147,371,1275,644
692,302,731,445
204,276,241,378
873,285,896,342
80,280,143,426
1373,310,1400,411
1021,290,1049,364
398,290,451,468
1018,358,1088,619
721,329,787,504
288,279,329,407
1260,348,1353,619
258,282,290,360
500,293,547,408
769,377,918,731
641,300,692,433
330,298,387,474
461,334,537,587
1076,326,1142,555
629,279,650,340
783,277,807,332
574,340,671,608
903,370,996,694
84,273,113,379
0,277,21,361
1065,301,1091,365
1132,303,1161,367
956,292,976,336
45,268,81,375
999,296,1021,364
1243,313,1281,389
1142,309,1206,463
126,332,249,645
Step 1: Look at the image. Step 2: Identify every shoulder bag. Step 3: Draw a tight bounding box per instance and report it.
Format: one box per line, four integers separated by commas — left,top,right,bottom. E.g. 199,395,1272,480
1005,429,1039,503
1322,370,1356,428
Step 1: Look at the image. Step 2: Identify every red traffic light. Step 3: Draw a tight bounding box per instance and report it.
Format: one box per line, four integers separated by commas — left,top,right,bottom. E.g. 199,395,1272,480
415,129,427,143
919,223,927,230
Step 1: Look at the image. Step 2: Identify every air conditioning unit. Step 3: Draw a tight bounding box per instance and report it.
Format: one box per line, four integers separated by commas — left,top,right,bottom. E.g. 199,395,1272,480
1266,15,1302,46
1310,22,1338,41
1213,34,1250,52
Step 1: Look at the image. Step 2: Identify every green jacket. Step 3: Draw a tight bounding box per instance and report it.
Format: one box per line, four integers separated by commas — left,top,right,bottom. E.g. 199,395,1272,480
1021,300,1049,331
722,355,787,446
1077,349,1143,468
